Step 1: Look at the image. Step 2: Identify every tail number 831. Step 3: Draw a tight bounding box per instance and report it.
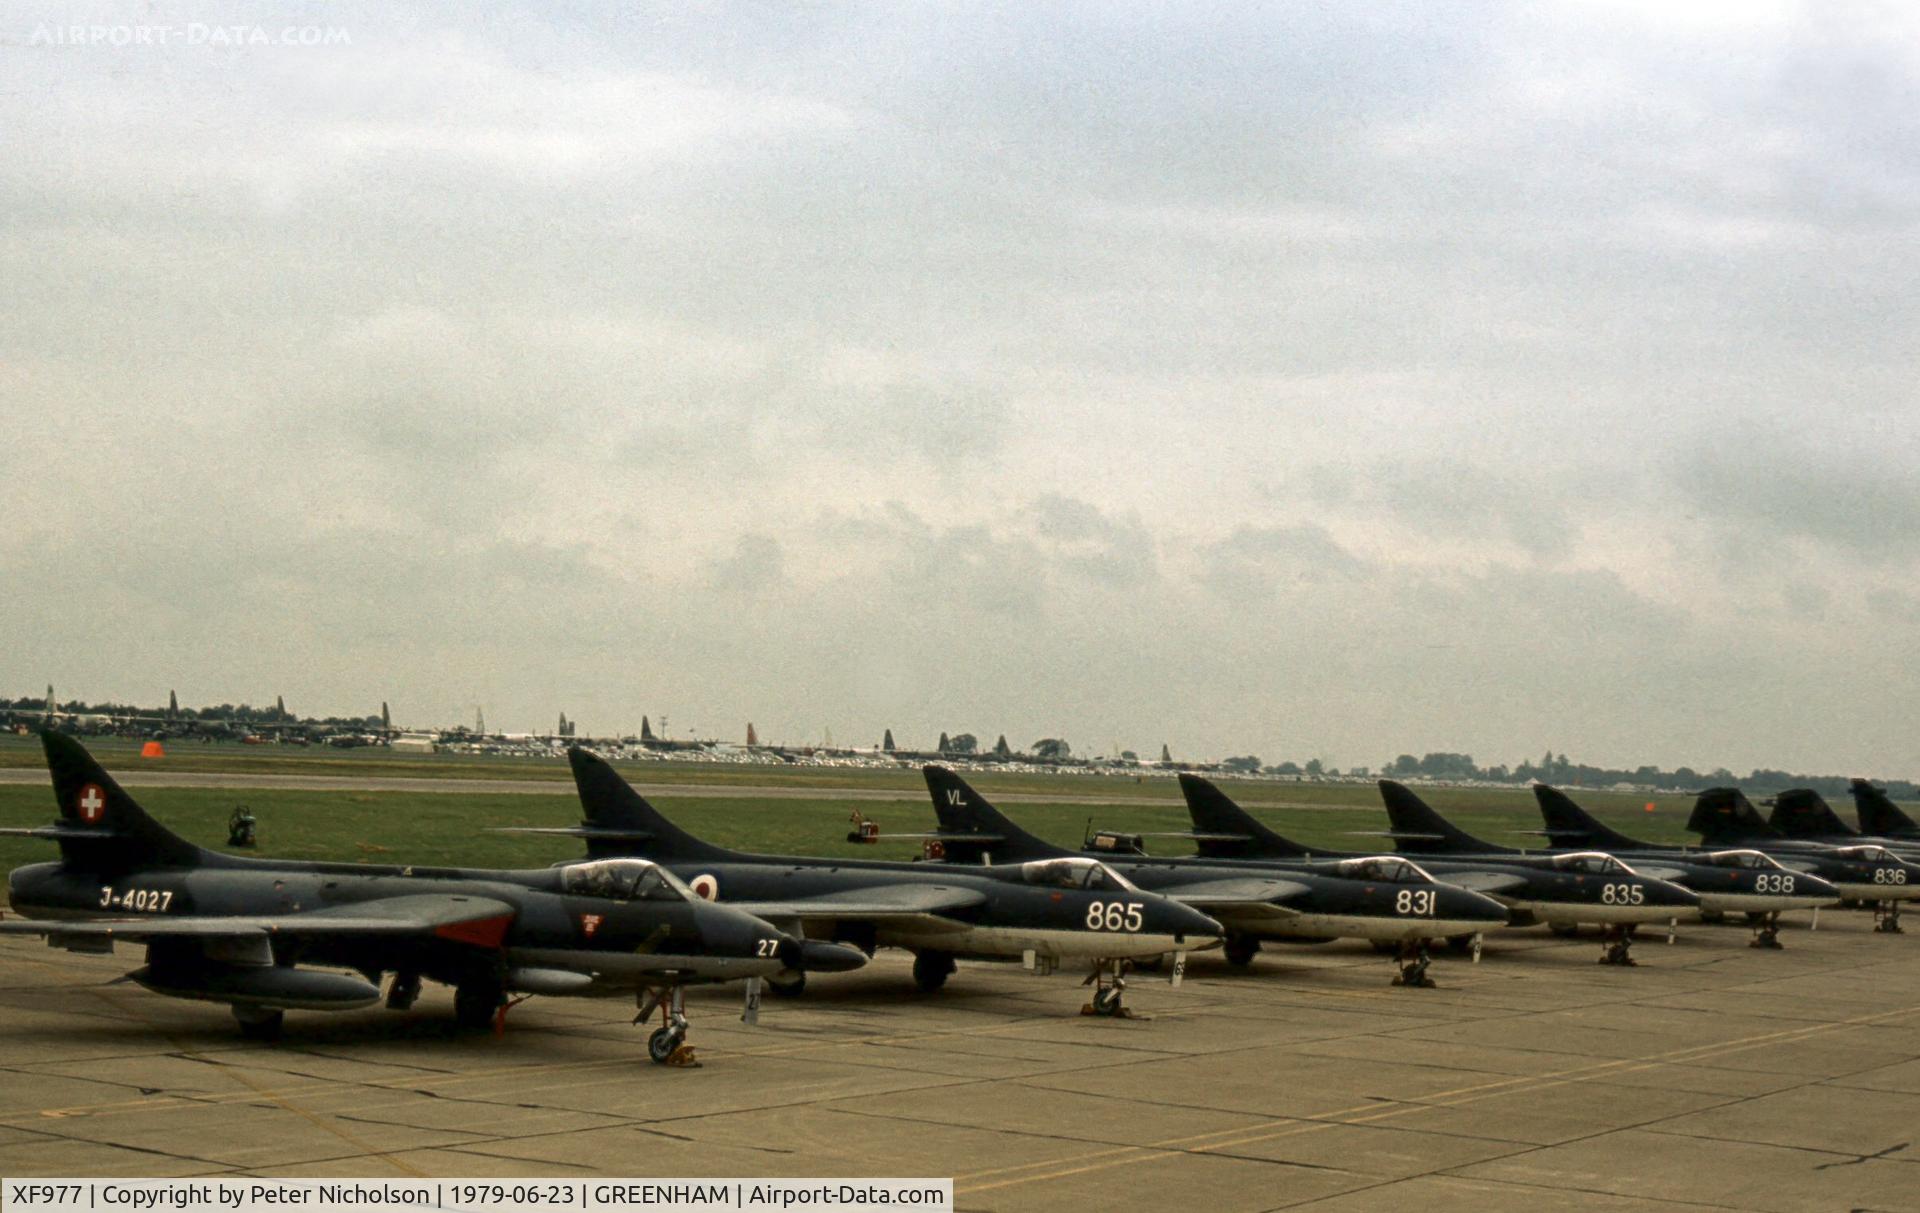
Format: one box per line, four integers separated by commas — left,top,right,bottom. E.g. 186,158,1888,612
1394,890,1435,915
1085,901,1145,931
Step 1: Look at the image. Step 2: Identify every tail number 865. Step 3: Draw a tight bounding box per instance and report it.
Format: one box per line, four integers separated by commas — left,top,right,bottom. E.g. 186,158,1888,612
1086,901,1145,931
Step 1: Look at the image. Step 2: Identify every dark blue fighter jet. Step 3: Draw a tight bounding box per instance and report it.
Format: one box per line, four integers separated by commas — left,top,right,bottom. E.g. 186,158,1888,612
910,767,1511,989
0,733,864,1064
1173,776,1700,967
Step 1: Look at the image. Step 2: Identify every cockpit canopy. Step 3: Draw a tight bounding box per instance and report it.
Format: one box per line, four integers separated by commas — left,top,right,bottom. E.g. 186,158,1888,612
1334,856,1433,884
1018,857,1138,891
1550,851,1635,875
1828,844,1897,862
560,858,689,902
1702,849,1790,870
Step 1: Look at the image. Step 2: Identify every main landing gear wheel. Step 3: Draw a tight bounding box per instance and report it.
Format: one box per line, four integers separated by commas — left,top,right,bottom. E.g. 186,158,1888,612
1749,911,1785,950
1223,934,1260,967
912,952,956,993
766,971,807,998
232,1005,284,1041
454,981,505,1031
1081,959,1137,1018
1876,901,1905,934
1599,925,1638,966
637,984,697,1067
1391,941,1436,988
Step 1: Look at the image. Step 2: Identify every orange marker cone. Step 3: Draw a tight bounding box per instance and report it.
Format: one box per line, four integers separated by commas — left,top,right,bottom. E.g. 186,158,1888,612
140,740,165,758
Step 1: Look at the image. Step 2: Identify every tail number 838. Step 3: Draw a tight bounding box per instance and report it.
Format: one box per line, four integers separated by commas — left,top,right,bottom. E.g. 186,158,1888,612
1085,901,1145,931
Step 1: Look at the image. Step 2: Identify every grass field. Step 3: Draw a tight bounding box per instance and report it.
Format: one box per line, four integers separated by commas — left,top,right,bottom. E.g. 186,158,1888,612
0,736,1708,879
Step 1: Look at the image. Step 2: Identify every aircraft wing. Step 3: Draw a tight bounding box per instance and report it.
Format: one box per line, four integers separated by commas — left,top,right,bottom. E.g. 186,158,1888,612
0,894,518,948
728,884,988,935
1434,870,1532,896
1166,877,1317,917
1626,863,1692,882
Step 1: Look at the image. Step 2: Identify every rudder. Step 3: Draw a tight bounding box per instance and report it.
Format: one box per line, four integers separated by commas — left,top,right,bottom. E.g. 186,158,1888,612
1178,774,1311,858
38,731,210,873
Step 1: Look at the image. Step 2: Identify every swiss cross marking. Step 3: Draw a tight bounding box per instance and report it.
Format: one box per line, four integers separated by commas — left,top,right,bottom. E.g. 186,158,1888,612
77,784,106,823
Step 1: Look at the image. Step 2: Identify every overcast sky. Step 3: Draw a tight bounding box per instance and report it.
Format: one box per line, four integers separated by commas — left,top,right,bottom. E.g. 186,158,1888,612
4,2,1918,775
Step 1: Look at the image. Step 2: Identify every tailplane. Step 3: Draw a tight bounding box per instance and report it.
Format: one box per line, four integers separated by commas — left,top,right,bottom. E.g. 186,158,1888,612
6,731,213,873
1177,774,1312,859
1532,784,1652,851
1686,787,1777,845
1851,779,1920,838
1377,781,1511,854
921,766,1064,864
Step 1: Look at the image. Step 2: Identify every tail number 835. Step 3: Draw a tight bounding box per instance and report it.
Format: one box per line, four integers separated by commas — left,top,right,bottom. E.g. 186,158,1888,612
1085,901,1145,931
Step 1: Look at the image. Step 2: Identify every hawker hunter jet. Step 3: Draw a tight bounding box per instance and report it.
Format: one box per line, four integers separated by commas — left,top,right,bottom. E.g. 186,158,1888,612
1686,786,1920,933
1531,784,1844,948
1172,776,1699,967
912,767,1509,988
0,733,863,1064
525,748,1223,1018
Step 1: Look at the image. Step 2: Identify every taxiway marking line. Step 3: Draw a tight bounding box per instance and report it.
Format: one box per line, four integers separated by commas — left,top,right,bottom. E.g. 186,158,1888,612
956,999,1920,1194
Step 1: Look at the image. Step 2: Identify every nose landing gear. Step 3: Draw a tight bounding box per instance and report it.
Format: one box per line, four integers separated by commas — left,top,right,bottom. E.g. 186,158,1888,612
1748,911,1785,949
636,983,698,1066
1875,901,1905,934
1081,959,1138,1017
1391,940,1436,988
1599,925,1638,966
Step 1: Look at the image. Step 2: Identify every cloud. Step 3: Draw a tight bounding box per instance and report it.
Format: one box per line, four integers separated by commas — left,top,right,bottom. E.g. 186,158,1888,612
4,2,1920,775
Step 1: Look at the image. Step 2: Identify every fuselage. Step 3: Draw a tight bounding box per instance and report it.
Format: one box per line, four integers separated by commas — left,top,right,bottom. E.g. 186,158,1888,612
631,854,1221,962
1163,849,1700,928
7,856,813,993
1048,853,1511,943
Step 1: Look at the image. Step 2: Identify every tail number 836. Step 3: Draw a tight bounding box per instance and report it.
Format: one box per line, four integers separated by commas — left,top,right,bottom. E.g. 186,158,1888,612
1085,901,1145,931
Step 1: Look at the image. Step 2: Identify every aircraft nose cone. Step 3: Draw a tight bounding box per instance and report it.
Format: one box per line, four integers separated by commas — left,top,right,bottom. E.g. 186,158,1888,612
780,938,869,973
698,903,783,960
1650,878,1701,910
1450,886,1512,924
1166,901,1225,944
1796,873,1842,903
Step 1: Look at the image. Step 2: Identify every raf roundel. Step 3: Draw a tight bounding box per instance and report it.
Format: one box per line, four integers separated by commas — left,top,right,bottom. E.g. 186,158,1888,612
76,783,107,824
690,874,719,901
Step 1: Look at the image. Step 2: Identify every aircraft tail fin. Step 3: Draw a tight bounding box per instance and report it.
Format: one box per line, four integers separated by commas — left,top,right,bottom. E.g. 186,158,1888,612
921,766,1063,864
1532,784,1650,851
1686,787,1777,844
27,731,210,873
566,748,736,862
1377,781,1510,854
1851,778,1920,837
1178,774,1311,858
1768,788,1857,839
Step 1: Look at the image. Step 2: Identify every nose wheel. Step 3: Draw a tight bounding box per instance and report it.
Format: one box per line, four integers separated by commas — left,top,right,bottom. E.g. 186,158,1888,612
1748,911,1784,949
1391,941,1436,988
636,983,698,1067
1875,901,1905,934
1081,959,1138,1017
1599,925,1638,966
